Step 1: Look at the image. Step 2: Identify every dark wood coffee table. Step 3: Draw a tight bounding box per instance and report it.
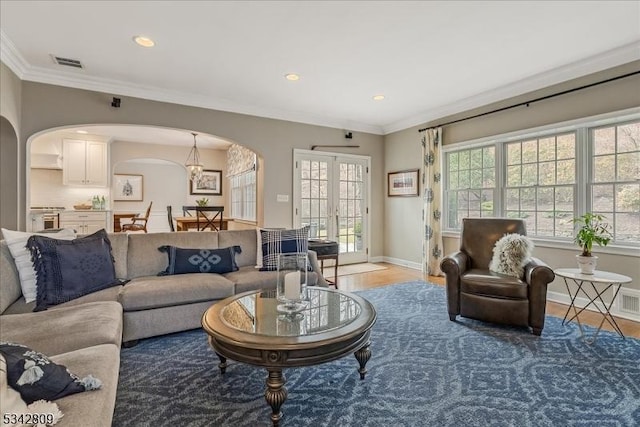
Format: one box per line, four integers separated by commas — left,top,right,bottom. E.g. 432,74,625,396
201,287,377,426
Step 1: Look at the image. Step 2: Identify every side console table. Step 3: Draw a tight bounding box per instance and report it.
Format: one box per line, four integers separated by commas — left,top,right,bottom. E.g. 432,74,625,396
554,268,631,344
308,239,339,288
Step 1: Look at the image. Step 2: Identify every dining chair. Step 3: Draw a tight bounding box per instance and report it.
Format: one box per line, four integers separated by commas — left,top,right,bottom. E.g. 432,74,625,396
166,206,175,232
122,201,153,233
195,206,224,231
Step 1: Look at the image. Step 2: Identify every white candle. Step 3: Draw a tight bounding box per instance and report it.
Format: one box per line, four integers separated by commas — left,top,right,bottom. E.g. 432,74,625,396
284,271,301,300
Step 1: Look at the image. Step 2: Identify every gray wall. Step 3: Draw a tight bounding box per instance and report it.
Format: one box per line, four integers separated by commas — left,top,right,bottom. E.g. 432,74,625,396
0,63,22,232
384,62,640,298
12,80,386,258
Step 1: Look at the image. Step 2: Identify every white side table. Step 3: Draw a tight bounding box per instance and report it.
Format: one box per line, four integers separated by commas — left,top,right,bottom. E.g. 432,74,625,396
554,268,632,344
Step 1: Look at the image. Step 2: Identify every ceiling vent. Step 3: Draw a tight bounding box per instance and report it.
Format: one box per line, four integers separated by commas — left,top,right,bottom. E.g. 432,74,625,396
51,55,84,69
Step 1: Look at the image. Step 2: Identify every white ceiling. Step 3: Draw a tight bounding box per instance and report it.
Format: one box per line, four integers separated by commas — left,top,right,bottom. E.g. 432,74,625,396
2,0,639,140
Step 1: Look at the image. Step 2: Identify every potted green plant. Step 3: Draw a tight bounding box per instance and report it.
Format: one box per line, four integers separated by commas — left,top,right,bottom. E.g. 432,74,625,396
196,197,209,207
570,212,612,274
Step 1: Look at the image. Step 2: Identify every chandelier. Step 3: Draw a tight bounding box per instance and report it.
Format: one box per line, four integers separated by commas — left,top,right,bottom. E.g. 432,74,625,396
185,132,204,181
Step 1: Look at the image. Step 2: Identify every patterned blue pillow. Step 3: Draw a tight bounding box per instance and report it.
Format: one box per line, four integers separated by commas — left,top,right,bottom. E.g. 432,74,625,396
0,342,101,404
158,245,241,275
259,226,311,271
27,229,121,311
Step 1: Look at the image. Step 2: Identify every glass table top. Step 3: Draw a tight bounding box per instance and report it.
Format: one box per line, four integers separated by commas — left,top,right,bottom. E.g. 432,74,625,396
220,287,362,338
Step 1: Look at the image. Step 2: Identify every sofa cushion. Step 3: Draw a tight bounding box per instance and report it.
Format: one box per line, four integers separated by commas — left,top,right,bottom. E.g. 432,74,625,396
50,344,119,427
119,274,234,311
0,301,123,356
218,229,258,268
27,229,122,311
259,226,310,271
223,266,319,294
127,232,219,279
461,269,528,299
0,342,102,405
1,228,76,304
158,245,241,275
2,286,123,315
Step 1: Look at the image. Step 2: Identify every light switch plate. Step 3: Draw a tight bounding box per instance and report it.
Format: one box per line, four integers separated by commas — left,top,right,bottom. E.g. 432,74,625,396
277,194,289,202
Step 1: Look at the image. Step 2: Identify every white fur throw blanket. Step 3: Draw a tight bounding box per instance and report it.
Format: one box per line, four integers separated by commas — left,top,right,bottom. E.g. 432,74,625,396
489,233,534,278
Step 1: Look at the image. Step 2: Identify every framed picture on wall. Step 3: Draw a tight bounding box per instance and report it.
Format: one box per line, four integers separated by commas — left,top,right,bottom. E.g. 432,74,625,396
388,169,419,197
113,174,143,201
190,169,222,195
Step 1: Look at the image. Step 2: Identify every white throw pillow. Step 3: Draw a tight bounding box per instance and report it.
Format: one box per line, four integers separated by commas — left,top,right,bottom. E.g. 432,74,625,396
1,228,76,303
255,228,263,269
489,233,534,278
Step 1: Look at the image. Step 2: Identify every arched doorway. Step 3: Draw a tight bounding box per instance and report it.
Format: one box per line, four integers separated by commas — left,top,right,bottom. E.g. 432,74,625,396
0,116,19,230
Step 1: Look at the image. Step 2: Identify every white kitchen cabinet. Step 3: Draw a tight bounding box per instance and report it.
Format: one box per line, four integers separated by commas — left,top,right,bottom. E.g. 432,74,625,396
62,139,108,186
59,211,108,234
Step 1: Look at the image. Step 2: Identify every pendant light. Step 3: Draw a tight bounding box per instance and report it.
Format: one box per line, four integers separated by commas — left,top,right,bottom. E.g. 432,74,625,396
185,132,204,181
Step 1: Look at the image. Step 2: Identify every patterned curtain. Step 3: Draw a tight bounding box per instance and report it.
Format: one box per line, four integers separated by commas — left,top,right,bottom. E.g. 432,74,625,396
226,144,256,177
421,127,444,276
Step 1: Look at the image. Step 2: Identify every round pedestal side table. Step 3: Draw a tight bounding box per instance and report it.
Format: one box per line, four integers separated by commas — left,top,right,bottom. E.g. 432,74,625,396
554,268,632,344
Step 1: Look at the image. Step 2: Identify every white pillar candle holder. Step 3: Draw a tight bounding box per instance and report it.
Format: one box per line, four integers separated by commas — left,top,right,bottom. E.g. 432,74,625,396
276,252,308,316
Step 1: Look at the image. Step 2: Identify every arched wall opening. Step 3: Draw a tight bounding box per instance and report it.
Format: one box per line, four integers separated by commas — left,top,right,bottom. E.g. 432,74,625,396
25,123,262,232
1,116,19,231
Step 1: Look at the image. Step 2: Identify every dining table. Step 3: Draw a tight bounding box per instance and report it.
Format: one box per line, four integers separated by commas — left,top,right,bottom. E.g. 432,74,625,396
174,216,229,231
113,213,138,232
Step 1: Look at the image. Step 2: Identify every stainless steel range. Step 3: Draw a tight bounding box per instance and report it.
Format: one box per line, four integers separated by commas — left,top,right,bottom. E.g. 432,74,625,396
29,207,66,231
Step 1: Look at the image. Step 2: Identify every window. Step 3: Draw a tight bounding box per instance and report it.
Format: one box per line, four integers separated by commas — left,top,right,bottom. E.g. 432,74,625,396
591,121,640,243
445,147,495,229
230,169,256,221
443,113,639,248
504,133,575,238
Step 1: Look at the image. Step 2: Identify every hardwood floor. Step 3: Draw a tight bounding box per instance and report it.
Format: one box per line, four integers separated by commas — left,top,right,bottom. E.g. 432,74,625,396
334,262,640,339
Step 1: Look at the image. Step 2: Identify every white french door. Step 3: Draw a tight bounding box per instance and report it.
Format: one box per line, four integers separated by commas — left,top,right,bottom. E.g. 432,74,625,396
293,150,370,265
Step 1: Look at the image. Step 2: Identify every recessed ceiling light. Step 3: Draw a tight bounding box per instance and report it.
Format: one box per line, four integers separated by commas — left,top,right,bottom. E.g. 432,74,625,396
133,36,155,48
285,73,300,81
76,130,88,134
373,95,385,101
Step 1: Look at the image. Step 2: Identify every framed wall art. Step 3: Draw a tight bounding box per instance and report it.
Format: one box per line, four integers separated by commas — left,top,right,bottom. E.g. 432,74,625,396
190,169,222,196
113,174,143,201
388,169,419,197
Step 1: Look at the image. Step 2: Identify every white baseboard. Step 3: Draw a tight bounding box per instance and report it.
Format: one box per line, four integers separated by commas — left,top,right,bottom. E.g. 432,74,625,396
369,256,384,263
547,290,640,323
381,256,423,271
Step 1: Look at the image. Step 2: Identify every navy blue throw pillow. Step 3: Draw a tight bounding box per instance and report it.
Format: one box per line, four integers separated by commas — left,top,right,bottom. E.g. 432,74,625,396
0,342,102,404
158,245,242,275
27,229,120,311
260,226,311,271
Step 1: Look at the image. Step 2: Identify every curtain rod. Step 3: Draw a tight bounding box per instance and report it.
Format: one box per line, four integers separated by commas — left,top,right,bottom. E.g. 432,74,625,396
418,70,640,133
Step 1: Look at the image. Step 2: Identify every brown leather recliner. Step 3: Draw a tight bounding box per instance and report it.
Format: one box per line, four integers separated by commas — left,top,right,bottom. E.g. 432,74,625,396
440,218,555,336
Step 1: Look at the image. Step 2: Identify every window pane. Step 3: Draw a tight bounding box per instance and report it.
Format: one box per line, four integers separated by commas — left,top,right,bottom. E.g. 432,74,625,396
617,123,640,153
507,143,521,165
537,187,554,213
593,127,616,155
459,151,470,169
615,213,640,242
521,164,537,186
507,165,521,186
470,169,482,188
506,189,520,210
616,184,639,213
521,188,535,210
556,159,575,184
555,186,574,211
539,161,555,185
483,147,495,167
483,168,495,187
470,149,482,168
617,152,640,181
449,153,459,171
556,134,575,159
522,140,537,163
481,190,494,216
538,137,555,161
449,171,458,190
592,184,614,212
593,155,615,182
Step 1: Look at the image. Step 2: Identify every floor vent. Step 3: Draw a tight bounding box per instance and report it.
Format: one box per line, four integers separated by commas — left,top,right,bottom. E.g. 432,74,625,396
51,55,84,69
619,291,640,315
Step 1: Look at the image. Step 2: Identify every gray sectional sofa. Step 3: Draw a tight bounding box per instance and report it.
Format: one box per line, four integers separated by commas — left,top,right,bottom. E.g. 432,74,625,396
0,229,327,426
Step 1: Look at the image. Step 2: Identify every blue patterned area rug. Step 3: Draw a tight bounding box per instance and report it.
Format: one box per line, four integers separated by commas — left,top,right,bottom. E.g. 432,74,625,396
113,281,640,426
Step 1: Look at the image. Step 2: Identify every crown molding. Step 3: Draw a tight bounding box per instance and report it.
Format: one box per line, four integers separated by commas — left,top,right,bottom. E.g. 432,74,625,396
1,29,383,135
382,41,640,134
0,30,28,77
